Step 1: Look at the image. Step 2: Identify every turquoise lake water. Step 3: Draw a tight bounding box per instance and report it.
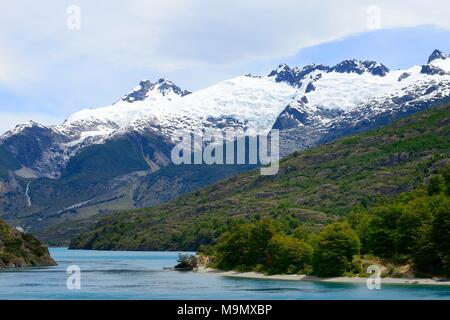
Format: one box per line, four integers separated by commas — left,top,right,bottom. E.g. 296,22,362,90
0,248,449,300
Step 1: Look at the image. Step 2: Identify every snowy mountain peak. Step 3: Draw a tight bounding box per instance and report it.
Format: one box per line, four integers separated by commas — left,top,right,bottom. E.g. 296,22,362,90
268,59,390,88
0,120,47,141
268,64,297,86
274,64,291,72
153,78,191,97
330,60,389,76
121,78,191,103
428,49,448,63
268,63,330,87
4,50,450,180
422,50,450,75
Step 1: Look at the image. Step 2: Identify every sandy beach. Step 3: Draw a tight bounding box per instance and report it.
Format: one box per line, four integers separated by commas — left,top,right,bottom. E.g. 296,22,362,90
197,268,450,286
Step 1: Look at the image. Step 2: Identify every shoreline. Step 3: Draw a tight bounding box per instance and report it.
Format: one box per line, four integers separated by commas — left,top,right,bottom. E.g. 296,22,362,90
197,268,450,286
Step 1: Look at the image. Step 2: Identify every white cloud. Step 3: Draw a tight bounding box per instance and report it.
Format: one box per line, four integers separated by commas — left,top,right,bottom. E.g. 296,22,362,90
1,0,449,83
0,0,449,127
0,39,39,88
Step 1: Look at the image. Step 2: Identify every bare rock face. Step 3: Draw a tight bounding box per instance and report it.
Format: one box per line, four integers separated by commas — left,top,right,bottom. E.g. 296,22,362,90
0,219,56,269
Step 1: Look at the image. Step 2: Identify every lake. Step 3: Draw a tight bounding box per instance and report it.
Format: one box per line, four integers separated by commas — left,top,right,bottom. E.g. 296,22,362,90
0,248,449,300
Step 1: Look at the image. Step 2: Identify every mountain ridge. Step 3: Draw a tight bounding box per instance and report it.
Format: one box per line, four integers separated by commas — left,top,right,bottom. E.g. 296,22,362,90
68,103,450,250
2,49,450,240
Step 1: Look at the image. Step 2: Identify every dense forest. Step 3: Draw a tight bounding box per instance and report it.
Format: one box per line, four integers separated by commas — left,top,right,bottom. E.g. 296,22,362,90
205,167,450,277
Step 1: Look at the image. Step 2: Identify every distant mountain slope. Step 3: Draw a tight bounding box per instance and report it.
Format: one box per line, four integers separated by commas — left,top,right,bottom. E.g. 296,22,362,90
0,219,56,269
2,50,450,238
0,145,20,178
69,103,450,251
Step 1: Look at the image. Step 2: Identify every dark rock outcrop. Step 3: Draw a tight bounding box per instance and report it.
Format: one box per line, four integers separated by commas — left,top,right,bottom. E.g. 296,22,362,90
428,49,447,63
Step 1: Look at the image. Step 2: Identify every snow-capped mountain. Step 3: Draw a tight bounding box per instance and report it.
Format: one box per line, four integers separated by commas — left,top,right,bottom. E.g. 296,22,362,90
62,75,297,145
274,52,450,129
4,50,450,173
270,50,450,153
59,49,450,151
1,49,450,236
1,76,298,179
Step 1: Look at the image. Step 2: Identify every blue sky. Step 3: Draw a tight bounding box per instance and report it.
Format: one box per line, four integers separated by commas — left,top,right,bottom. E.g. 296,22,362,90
1,0,450,134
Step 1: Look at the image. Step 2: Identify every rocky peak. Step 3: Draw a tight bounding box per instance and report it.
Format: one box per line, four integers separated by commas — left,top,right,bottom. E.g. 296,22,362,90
294,64,330,79
428,49,447,64
154,78,191,97
0,121,48,142
330,59,389,76
268,64,297,86
268,64,330,87
420,64,448,76
121,78,191,103
269,59,389,88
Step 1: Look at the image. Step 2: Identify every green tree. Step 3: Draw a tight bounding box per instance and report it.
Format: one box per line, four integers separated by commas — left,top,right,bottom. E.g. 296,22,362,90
214,223,254,270
442,165,450,196
428,175,445,196
431,198,450,275
362,205,403,257
396,197,433,254
292,225,314,242
312,222,361,277
246,218,278,266
213,218,278,271
267,234,313,275
412,224,442,275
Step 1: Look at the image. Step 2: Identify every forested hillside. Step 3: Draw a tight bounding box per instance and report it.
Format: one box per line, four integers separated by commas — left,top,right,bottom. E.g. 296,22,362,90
70,104,450,253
